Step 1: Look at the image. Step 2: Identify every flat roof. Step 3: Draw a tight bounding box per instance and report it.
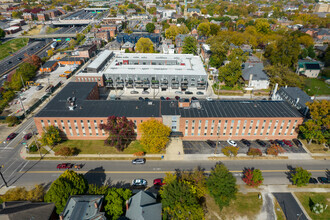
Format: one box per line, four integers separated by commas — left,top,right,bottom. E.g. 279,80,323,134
35,82,303,118
87,50,113,70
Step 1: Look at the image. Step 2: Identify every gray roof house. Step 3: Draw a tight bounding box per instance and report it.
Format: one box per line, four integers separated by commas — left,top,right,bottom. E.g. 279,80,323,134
242,62,269,90
125,191,161,220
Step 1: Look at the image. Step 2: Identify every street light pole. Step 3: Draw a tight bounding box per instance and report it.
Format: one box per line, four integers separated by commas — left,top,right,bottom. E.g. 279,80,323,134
0,165,8,187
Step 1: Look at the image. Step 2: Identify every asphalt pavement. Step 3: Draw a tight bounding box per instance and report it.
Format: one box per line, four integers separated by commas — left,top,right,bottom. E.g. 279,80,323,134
273,193,308,220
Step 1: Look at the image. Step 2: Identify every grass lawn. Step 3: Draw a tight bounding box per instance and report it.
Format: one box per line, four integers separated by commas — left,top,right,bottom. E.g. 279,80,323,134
294,192,330,219
274,199,286,220
52,140,146,154
25,25,42,35
0,38,29,61
304,78,330,96
46,27,60,34
301,140,330,154
205,193,262,220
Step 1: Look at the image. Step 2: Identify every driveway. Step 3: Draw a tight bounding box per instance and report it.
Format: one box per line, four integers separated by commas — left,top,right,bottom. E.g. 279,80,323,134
273,193,308,220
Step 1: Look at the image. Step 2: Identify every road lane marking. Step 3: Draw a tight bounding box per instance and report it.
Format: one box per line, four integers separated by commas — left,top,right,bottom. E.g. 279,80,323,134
2,161,17,175
18,170,326,174
19,161,29,173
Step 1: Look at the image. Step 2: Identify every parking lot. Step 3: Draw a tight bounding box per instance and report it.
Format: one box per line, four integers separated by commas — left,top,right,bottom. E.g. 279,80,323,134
183,139,306,155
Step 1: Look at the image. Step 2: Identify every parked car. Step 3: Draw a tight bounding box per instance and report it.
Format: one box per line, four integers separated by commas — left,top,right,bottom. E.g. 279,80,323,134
269,140,276,145
309,177,318,184
317,177,329,184
132,179,147,187
206,97,213,101
256,139,266,147
45,85,54,93
292,139,303,148
175,91,183,94
166,97,171,100
160,96,165,100
8,61,12,64
283,140,293,147
206,140,216,147
6,133,17,141
227,140,237,147
241,139,251,146
57,163,73,169
175,96,180,100
138,97,144,101
185,91,193,94
132,158,146,164
275,139,285,147
23,133,32,140
142,90,149,94
153,178,165,186
196,91,204,95
130,90,139,94
191,97,198,100
115,97,121,100
17,57,22,60
145,98,150,101
36,85,43,91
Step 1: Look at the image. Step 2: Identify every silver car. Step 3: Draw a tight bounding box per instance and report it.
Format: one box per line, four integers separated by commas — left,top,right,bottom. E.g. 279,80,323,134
132,158,146,164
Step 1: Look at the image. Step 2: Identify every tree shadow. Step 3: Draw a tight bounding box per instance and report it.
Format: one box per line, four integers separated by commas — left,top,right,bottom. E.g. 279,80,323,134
84,166,106,186
309,197,315,210
285,165,295,183
109,180,131,189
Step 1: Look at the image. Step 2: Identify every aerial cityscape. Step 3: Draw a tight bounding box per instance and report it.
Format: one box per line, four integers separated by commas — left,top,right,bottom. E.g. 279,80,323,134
0,0,329,219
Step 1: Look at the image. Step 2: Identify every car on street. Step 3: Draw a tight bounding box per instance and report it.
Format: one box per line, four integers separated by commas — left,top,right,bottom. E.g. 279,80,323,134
206,140,216,147
283,140,293,147
256,139,266,147
153,178,165,186
145,98,150,101
191,97,198,100
138,97,144,101
317,177,329,184
293,139,302,148
160,96,165,100
132,178,147,187
132,158,146,164
115,97,121,100
196,91,204,95
142,90,149,94
241,139,251,146
8,61,12,64
275,139,285,147
175,96,180,100
166,97,170,100
6,133,17,141
36,85,43,91
206,97,213,101
269,140,276,145
175,91,183,94
57,163,73,169
309,177,318,184
130,90,139,94
185,91,193,94
227,140,237,147
18,57,22,60
23,133,32,140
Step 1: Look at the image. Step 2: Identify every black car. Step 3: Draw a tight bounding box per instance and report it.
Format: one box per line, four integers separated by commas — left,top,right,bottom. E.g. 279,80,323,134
206,140,215,147
160,96,165,100
256,139,266,147
145,97,150,101
317,177,329,184
185,91,193,94
191,97,198,100
241,139,251,146
138,97,144,100
309,177,318,184
275,139,285,147
292,139,303,148
115,97,121,100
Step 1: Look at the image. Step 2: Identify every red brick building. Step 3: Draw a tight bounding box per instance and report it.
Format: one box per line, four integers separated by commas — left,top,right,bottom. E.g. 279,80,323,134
95,31,110,42
39,61,58,72
34,82,304,141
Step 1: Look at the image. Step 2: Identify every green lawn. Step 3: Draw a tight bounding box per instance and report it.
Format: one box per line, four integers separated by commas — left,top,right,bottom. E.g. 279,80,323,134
0,38,29,61
52,140,146,154
304,78,330,96
46,27,60,34
295,192,330,219
205,193,263,220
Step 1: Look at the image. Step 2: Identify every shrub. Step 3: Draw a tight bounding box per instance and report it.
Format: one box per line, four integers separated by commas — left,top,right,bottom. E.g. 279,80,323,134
133,151,145,156
247,148,262,157
29,144,39,152
242,168,264,187
222,146,239,157
266,144,285,156
55,146,78,156
5,116,19,127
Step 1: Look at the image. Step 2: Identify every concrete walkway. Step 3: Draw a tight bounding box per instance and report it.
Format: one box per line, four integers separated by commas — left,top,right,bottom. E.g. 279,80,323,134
164,137,184,160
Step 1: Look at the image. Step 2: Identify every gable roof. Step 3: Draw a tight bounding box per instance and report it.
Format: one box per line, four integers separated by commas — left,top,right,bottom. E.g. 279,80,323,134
277,87,312,109
242,63,269,81
125,191,161,220
305,63,321,70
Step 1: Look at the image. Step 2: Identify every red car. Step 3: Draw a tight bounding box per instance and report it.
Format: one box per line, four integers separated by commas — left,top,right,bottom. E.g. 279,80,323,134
57,163,73,169
6,133,17,141
166,97,171,100
283,140,293,147
175,96,180,100
23,133,32,140
153,178,165,186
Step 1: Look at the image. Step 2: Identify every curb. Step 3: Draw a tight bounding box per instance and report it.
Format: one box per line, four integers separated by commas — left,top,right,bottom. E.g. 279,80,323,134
292,192,312,220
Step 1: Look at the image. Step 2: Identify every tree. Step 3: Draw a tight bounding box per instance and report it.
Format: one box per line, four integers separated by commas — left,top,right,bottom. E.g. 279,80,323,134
5,115,19,127
146,23,155,33
255,19,270,34
165,26,179,41
0,28,5,39
247,148,262,157
88,184,108,195
207,36,229,68
44,170,88,214
206,163,237,210
291,167,311,187
104,188,132,220
222,146,239,157
40,125,62,146
55,146,78,156
266,144,285,156
209,23,220,36
47,49,54,57
242,168,264,187
182,36,197,55
135,37,154,53
63,5,73,11
0,184,44,202
264,64,305,88
99,116,135,151
12,11,22,19
23,54,42,68
197,22,211,36
138,118,171,153
218,59,242,87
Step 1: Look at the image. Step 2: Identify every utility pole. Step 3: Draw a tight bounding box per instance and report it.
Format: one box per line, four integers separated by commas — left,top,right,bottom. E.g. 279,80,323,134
0,165,8,187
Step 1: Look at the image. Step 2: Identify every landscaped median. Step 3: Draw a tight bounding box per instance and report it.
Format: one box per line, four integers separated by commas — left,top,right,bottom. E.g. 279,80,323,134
294,192,330,219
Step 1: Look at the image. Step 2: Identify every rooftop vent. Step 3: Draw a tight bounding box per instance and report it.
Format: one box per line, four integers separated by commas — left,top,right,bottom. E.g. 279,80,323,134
148,101,153,105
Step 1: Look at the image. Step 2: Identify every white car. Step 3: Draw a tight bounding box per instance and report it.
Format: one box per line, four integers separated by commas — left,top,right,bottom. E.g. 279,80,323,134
132,179,147,187
175,91,183,94
227,140,237,147
206,97,213,101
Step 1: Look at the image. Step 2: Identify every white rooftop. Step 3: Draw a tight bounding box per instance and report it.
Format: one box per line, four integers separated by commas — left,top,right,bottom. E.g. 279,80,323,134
87,50,113,70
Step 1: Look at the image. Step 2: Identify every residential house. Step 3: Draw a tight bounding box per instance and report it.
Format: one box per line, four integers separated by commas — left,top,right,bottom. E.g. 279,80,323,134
296,60,321,78
175,34,188,53
99,25,118,38
116,33,161,45
108,40,121,50
125,191,162,220
273,86,312,115
201,44,211,62
315,28,330,43
95,31,110,42
23,12,36,20
74,44,97,58
121,41,135,52
161,43,175,54
37,13,49,21
60,195,106,220
242,62,270,90
184,8,201,17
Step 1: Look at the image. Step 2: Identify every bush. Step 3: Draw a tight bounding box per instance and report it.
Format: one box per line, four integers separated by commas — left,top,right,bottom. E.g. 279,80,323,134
247,148,262,157
5,116,19,127
266,144,285,156
222,146,239,157
55,146,79,156
0,184,44,202
29,144,39,152
242,168,264,187
133,151,145,156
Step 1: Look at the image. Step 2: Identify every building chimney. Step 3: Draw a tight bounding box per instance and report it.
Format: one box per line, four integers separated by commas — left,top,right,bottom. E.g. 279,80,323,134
59,215,63,220
272,83,278,100
126,201,129,210
296,98,300,105
94,202,98,209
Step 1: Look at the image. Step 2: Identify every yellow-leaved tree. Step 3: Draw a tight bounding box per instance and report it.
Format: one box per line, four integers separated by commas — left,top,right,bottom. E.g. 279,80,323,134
135,37,154,53
138,118,171,153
